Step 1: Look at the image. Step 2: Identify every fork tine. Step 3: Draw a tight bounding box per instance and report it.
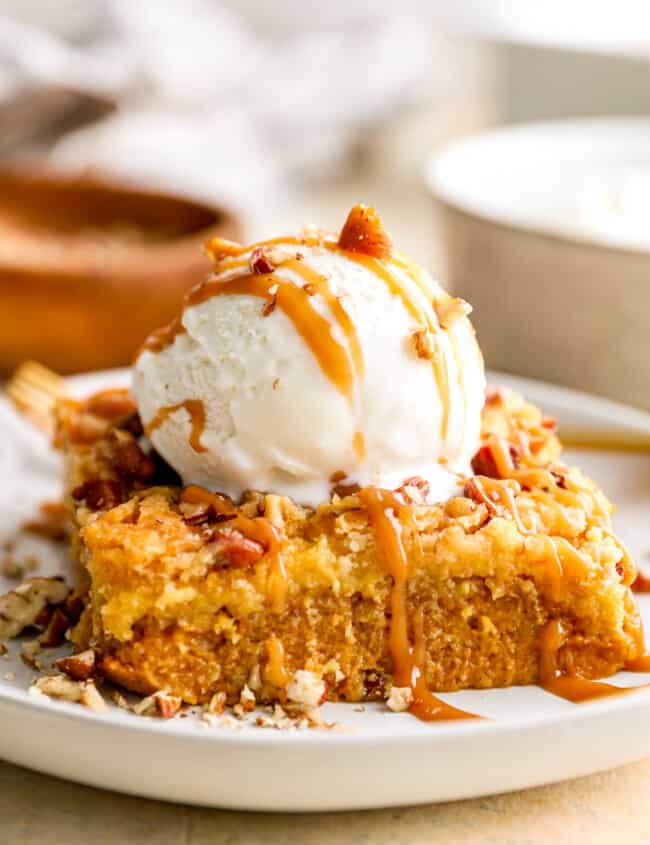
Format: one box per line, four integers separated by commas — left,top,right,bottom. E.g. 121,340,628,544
5,361,69,433
11,361,67,395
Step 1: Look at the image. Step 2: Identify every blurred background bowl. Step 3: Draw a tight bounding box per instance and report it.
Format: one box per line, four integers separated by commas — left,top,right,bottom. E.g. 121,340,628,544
429,117,650,411
0,167,241,374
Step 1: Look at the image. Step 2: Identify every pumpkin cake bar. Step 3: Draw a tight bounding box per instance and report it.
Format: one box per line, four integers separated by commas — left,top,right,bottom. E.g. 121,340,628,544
54,385,642,712
53,206,643,719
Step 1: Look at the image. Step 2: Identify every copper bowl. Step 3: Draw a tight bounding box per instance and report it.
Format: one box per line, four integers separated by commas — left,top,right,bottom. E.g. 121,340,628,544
0,167,242,374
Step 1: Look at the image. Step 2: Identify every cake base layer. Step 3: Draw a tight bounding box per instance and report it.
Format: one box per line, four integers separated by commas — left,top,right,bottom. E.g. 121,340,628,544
55,387,643,707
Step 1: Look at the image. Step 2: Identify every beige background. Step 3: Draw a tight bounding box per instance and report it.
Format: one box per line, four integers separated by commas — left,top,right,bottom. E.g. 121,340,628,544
1,756,650,844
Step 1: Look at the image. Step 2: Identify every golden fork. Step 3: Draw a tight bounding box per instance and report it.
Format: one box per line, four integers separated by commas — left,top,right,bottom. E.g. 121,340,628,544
559,427,650,454
5,361,69,434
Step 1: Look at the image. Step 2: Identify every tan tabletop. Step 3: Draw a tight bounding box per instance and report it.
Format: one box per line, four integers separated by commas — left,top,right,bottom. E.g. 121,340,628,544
1,756,649,844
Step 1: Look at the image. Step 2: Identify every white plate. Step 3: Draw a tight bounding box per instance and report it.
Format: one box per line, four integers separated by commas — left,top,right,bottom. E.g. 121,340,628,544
0,369,649,812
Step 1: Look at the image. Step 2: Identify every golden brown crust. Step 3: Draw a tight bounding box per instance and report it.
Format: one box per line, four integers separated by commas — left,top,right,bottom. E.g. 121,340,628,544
56,387,641,705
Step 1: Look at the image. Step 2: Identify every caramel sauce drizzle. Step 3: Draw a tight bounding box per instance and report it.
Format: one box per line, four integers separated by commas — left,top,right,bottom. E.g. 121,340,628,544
265,635,291,687
328,242,452,440
181,486,286,612
145,400,207,452
474,434,636,596
208,234,307,259
539,619,650,702
359,486,479,722
284,258,367,460
187,273,356,405
625,654,650,672
284,259,364,384
137,316,186,358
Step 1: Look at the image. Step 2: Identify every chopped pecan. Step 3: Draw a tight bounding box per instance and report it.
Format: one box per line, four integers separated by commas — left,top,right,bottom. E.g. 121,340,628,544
250,246,275,275
56,649,96,681
331,481,361,498
262,294,277,317
286,671,328,708
120,412,145,438
180,502,213,526
85,389,137,421
484,387,504,406
397,476,431,504
80,681,107,712
153,691,182,719
386,685,413,712
208,528,265,569
437,297,472,329
63,589,86,625
265,246,302,265
411,328,434,361
550,469,569,490
30,675,82,703
107,429,156,480
39,607,71,648
21,640,41,670
34,605,53,627
471,442,521,479
69,414,112,445
205,691,227,716
0,577,69,640
330,470,347,483
338,205,392,259
21,500,67,542
239,684,256,713
30,675,105,712
72,479,123,511
463,478,498,513
133,690,182,719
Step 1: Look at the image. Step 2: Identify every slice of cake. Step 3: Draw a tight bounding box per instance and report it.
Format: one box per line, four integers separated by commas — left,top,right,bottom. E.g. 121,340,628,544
53,207,643,719
54,371,642,716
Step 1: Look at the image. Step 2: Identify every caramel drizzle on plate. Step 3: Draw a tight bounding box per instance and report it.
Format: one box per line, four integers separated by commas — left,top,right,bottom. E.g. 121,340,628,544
359,486,479,722
180,486,287,612
145,400,207,453
539,619,650,702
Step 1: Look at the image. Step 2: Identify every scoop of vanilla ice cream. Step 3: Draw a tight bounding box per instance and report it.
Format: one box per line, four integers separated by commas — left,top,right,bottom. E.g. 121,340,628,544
133,226,485,506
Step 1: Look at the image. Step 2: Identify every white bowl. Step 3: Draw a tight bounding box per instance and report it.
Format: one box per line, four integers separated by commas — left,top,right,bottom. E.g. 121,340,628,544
428,117,650,411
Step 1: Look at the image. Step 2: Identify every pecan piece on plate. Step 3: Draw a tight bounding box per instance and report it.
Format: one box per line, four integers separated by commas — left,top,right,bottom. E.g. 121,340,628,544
0,577,69,640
